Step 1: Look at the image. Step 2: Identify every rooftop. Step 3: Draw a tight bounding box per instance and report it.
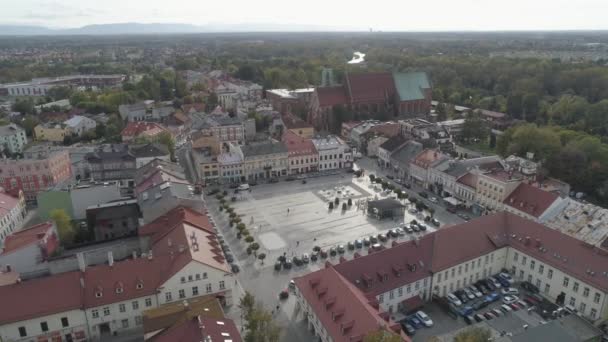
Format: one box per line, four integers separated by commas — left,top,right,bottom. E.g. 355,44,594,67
504,183,561,218
543,199,608,249
143,295,224,335
411,149,446,169
241,141,288,158
129,143,170,159
150,315,242,342
0,221,55,255
392,72,430,102
282,113,313,130
0,124,25,135
379,135,408,153
316,86,347,107
282,130,317,156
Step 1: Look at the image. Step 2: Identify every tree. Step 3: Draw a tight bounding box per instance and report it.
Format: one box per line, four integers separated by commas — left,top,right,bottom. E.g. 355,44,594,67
342,203,347,211
369,174,376,182
454,327,492,342
436,102,447,121
50,209,74,245
244,303,281,342
47,86,73,101
329,202,334,210
21,115,39,136
461,111,489,143
363,329,402,342
334,197,340,205
12,99,34,115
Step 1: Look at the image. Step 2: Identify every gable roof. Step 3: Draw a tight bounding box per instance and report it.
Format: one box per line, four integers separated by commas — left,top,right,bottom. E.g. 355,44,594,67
379,135,408,153
129,143,170,158
151,315,242,342
504,183,560,218
346,72,395,103
392,72,431,102
281,130,317,156
1,221,55,255
390,141,423,165
316,86,347,107
294,265,406,342
121,121,168,138
241,141,287,158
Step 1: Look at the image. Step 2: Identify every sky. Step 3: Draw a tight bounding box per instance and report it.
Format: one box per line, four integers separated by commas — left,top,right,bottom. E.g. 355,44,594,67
1,0,608,31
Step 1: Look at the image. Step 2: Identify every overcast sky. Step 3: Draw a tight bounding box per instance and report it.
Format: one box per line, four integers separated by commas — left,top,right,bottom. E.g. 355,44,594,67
2,0,607,31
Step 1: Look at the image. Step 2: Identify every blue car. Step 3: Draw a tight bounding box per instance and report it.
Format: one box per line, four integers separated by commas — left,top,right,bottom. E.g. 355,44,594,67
459,306,474,317
495,276,511,288
407,316,424,329
485,292,500,303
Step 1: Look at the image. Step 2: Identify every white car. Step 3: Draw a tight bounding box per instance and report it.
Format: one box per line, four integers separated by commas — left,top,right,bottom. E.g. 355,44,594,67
501,304,513,312
501,287,519,296
447,293,462,306
429,197,438,203
468,286,483,298
463,288,476,300
415,311,434,327
503,295,519,305
490,277,502,288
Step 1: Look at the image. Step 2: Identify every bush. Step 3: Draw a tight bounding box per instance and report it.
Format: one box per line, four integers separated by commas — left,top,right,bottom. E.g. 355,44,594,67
237,232,242,239
342,203,347,211
219,206,224,212
329,202,334,210
242,229,250,236
223,190,228,196
229,212,237,219
369,174,376,182
258,253,266,260
375,178,383,184
348,198,352,206
237,223,246,231
250,242,260,251
334,197,340,205
245,236,254,243
229,220,235,227
246,246,252,255
233,217,242,224
226,207,234,214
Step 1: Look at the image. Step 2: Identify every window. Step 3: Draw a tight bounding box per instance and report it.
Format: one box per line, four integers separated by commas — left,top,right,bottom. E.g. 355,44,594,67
594,293,601,304
165,292,173,302
580,303,586,314
121,319,129,328
591,308,597,319
389,290,394,299
519,270,524,279
530,260,535,270
191,286,199,296
378,294,384,303
544,284,551,294
179,289,186,299
145,298,152,307
196,274,201,280
548,269,553,279
40,322,48,332
583,288,590,298
135,316,143,326
407,284,411,293
119,304,126,313
61,317,69,328
539,265,544,275
573,282,579,293
92,309,99,318
181,276,186,283
18,327,26,337
477,259,481,268
536,279,541,289
132,301,139,310
563,277,569,288
188,275,193,282
438,273,442,282
514,252,519,262
219,281,225,290
451,269,455,277
206,284,212,293
398,287,403,296
465,264,468,272
521,256,527,266
415,281,420,290
527,274,533,283
203,273,208,279
569,297,576,306
103,307,110,316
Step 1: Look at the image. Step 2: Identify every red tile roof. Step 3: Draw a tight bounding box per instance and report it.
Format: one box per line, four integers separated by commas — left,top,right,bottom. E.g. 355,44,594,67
151,315,242,342
281,130,317,157
411,149,445,169
139,206,215,241
346,72,395,103
181,103,205,114
456,172,477,189
294,265,408,342
1,222,56,255
0,271,83,324
0,191,20,219
334,236,434,297
504,183,560,218
121,121,168,140
282,113,313,130
316,86,347,107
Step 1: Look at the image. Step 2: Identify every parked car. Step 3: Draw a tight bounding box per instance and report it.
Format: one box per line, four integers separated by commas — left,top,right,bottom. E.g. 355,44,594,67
363,237,371,246
355,239,363,248
473,300,488,310
455,290,469,303
447,293,463,306
463,288,476,300
459,306,474,317
292,256,303,266
329,247,337,256
464,314,475,325
225,254,234,263
491,308,503,317
401,322,416,336
447,207,457,213
404,225,414,234
319,250,328,258
484,293,500,303
415,311,433,327
503,295,519,305
501,287,519,296
521,281,540,294
407,317,423,329
501,304,513,313
274,261,282,271
419,192,428,198
283,260,292,269
269,178,279,183
489,277,503,289
468,286,483,298
411,224,420,233
347,241,355,250
370,235,378,243
474,314,485,322
337,245,346,253
429,197,439,203
231,264,240,273
431,218,440,226
395,228,405,236
418,223,427,231
403,182,412,189
378,233,387,242
509,303,521,311
310,251,318,262
483,312,495,320
302,253,310,263
498,272,514,285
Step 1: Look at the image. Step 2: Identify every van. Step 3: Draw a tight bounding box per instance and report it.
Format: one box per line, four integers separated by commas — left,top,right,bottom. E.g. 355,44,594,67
238,184,250,191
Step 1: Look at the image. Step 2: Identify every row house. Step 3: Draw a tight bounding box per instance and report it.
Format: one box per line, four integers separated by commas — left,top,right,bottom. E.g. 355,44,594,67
295,212,608,342
85,145,137,192
282,131,318,175
197,116,245,147
0,147,71,202
241,141,289,181
0,190,26,247
0,206,234,342
121,122,169,143
408,149,448,189
218,143,244,184
475,169,523,213
388,141,424,181
427,156,501,200
378,135,409,168
311,136,352,171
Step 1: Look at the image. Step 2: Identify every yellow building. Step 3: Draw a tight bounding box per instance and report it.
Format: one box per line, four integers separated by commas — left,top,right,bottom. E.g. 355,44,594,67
34,123,71,142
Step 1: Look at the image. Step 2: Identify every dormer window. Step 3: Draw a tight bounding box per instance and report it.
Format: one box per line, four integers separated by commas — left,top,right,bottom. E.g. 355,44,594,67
115,287,123,294
95,292,103,298
136,283,143,290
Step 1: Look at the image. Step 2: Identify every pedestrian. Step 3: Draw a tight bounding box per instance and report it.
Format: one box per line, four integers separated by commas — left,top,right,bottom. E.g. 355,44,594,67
287,208,290,215
296,241,300,247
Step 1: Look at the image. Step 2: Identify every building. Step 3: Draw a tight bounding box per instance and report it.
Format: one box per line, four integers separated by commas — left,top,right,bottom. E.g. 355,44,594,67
408,149,448,188
64,115,97,136
191,131,221,155
475,169,524,213
378,136,409,168
281,113,315,139
118,101,174,123
121,122,169,143
1,74,125,97
0,206,234,342
34,99,72,113
34,122,71,142
85,145,137,189
137,181,203,223
0,124,27,154
0,221,59,277
427,156,502,201
241,141,289,181
542,200,608,249
340,121,362,141
503,183,567,222
86,199,140,241
437,119,465,139
129,143,171,169
191,148,219,186
388,141,424,181
134,159,186,196
266,88,314,115
366,136,389,158
0,190,26,248
312,136,352,171
217,143,244,184
282,130,318,175
0,147,72,202
202,116,245,146
400,118,452,147
309,72,431,131
367,199,406,220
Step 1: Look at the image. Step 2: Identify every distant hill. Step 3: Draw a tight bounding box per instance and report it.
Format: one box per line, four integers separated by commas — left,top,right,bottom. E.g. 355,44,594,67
0,22,360,35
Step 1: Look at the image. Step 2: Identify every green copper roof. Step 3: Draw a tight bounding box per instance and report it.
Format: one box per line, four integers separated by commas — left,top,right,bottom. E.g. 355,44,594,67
392,72,430,101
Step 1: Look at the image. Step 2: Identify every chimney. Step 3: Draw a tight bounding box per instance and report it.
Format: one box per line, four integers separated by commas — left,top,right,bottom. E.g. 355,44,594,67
108,251,114,267
525,236,531,246
148,250,153,260
77,252,86,272
535,239,541,247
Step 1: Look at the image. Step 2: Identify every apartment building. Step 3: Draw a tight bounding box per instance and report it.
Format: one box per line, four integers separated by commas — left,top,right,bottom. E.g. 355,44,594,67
282,130,318,175
475,169,523,212
0,190,26,247
0,124,27,153
241,141,289,181
312,136,352,171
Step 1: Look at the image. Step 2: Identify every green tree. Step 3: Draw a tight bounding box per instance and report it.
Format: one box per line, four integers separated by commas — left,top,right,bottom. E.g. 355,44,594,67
21,115,39,137
49,209,74,245
47,86,73,101
12,99,34,115
454,327,492,342
239,292,281,342
156,131,176,160
461,111,489,143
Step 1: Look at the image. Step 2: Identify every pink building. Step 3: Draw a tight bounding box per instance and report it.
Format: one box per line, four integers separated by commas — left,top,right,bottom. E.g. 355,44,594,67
282,130,318,175
0,148,71,202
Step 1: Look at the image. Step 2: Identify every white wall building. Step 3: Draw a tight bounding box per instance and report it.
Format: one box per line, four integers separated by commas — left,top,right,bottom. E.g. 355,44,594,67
312,136,352,171
0,124,27,154
64,116,97,136
0,190,26,247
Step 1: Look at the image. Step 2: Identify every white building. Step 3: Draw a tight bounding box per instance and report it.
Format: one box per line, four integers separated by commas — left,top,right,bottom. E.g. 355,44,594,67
0,190,27,248
64,115,97,136
312,136,352,171
0,124,27,154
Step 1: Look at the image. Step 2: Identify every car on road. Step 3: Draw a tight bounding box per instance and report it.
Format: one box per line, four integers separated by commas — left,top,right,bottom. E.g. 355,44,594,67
347,241,355,250
238,184,250,191
274,261,282,271
231,264,240,273
311,252,318,261
501,287,519,296
429,197,438,203
447,293,462,306
387,175,394,180
337,245,346,253
206,188,220,196
431,218,440,226
419,192,428,198
400,322,416,336
229,183,239,189
285,176,296,181
283,260,292,269
292,256,303,266
363,237,371,246
302,253,310,263
355,239,363,248
415,311,433,327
